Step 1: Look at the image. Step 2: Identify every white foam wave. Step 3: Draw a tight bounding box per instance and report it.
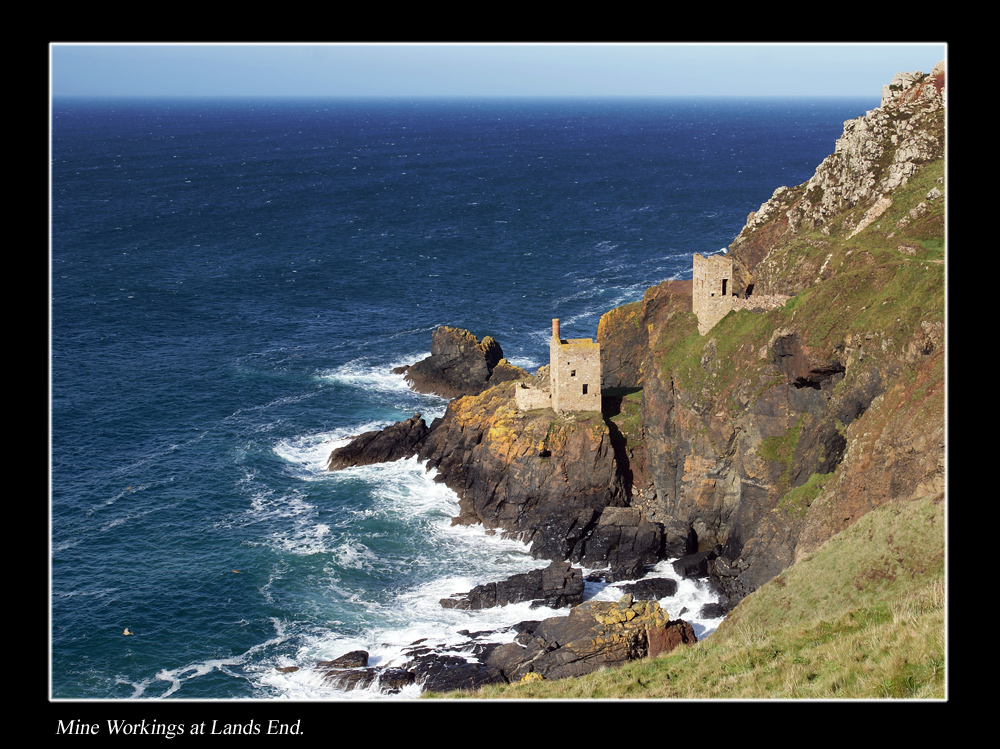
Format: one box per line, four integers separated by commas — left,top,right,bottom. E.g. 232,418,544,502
505,355,540,370
319,355,425,394
273,426,388,476
584,559,724,639
330,538,378,570
126,620,294,699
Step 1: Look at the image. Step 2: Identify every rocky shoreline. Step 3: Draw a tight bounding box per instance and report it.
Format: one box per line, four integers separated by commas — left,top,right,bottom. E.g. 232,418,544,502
322,330,717,693
319,62,946,696
312,588,700,694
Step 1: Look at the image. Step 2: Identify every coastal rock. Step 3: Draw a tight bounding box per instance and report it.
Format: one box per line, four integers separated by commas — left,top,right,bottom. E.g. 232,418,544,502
440,561,585,610
323,665,416,693
570,506,664,582
646,617,697,658
326,413,429,470
324,65,945,661
402,645,507,693
317,649,416,693
403,596,697,692
729,62,944,296
672,549,717,578
317,650,369,669
416,381,666,573
395,326,528,399
617,577,678,600
482,596,695,683
597,279,694,390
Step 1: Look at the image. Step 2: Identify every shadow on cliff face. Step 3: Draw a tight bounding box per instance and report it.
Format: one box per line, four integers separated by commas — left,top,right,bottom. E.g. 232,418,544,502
602,387,643,502
605,417,634,500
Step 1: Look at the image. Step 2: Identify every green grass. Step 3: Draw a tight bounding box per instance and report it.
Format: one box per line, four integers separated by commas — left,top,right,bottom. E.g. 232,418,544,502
607,389,645,444
425,493,945,700
759,414,807,494
778,471,833,518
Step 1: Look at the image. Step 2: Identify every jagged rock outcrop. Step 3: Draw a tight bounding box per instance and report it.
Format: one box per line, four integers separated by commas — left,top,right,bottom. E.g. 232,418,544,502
597,280,693,390
318,650,416,693
478,595,695,684
439,561,584,610
730,61,945,297
394,326,528,398
415,381,671,578
326,413,429,470
318,595,696,694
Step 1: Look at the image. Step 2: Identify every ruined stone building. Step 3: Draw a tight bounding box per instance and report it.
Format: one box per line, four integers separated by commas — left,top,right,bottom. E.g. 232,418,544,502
692,252,735,335
515,318,602,413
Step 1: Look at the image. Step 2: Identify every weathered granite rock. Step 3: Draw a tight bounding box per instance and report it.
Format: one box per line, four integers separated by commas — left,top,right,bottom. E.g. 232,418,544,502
571,506,664,582
401,646,507,693
318,595,698,695
480,595,695,683
597,279,694,391
646,617,697,658
314,648,418,694
440,561,584,610
729,62,945,296
395,326,528,399
326,413,429,470
323,665,415,693
618,577,678,600
401,595,697,692
672,549,718,579
317,650,369,669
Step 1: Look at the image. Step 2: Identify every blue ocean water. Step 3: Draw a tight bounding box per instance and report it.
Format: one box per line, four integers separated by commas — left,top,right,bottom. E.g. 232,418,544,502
50,95,876,700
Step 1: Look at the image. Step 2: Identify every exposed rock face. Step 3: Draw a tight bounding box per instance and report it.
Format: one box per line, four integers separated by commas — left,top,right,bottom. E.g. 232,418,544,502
618,63,946,610
318,650,417,693
478,595,694,684
326,413,429,470
730,61,945,297
439,561,584,610
616,576,678,600
597,280,693,390
415,381,667,576
394,326,528,399
313,595,698,694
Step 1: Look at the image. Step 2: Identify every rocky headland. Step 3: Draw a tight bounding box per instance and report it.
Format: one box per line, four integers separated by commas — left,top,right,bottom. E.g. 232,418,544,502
322,62,946,694
392,325,528,399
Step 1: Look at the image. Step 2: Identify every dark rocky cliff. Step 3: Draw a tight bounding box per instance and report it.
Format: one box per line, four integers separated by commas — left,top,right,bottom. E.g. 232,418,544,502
330,62,946,614
597,61,945,608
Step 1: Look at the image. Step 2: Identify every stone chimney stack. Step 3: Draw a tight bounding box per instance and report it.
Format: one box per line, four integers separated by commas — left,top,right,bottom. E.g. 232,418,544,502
552,318,560,340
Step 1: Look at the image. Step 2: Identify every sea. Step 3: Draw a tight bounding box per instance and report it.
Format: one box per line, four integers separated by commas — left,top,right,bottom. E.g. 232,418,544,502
50,95,876,703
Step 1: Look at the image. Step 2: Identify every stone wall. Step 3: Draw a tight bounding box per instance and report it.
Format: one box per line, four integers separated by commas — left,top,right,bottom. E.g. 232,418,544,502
514,381,553,411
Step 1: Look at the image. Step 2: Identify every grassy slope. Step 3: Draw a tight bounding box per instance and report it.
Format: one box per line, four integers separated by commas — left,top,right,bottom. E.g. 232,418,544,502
430,492,945,699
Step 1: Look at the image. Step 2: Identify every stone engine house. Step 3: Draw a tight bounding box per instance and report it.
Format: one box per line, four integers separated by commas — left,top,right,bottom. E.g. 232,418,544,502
692,252,735,335
515,318,602,413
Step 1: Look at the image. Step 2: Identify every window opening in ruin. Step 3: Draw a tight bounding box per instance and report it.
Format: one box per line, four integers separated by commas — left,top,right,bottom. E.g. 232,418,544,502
722,279,728,296
582,384,588,395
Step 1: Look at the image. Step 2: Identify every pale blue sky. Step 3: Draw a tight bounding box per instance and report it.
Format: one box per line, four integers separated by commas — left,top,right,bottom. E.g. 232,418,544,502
50,43,947,99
